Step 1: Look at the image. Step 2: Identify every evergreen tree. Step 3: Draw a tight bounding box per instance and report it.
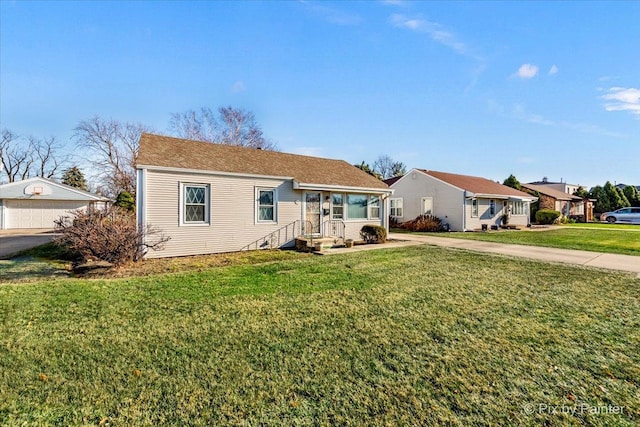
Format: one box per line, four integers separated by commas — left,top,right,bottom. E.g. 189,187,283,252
61,166,88,191
502,174,521,190
114,191,135,211
588,186,610,213
354,161,382,180
573,186,589,198
622,185,640,206
603,181,627,210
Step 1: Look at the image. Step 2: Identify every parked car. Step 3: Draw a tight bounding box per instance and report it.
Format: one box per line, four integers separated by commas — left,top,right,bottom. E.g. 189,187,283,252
600,207,640,224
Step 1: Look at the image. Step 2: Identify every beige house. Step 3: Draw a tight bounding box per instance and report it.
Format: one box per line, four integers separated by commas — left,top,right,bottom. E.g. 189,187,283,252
136,133,392,258
386,169,537,231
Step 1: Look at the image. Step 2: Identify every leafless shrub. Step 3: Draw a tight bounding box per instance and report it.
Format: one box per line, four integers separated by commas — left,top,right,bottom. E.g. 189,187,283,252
401,214,444,232
54,206,170,266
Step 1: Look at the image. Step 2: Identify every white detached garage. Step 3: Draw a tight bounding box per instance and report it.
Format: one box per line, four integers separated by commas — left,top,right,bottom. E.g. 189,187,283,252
0,177,108,230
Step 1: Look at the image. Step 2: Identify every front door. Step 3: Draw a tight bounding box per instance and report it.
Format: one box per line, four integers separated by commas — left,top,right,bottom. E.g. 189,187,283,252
305,192,322,235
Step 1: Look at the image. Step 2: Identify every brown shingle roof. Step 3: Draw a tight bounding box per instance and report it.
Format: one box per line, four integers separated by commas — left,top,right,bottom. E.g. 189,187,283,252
521,183,582,201
137,133,389,190
418,169,534,198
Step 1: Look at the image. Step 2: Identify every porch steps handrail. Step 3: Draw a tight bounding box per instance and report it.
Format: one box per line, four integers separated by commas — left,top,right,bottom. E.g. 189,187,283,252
240,219,314,251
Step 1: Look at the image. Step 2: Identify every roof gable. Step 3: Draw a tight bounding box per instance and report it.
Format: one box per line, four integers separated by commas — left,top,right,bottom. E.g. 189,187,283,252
136,133,389,191
418,169,534,198
0,177,107,201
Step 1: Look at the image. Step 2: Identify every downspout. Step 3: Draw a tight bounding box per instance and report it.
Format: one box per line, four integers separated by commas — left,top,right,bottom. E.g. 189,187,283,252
462,190,467,231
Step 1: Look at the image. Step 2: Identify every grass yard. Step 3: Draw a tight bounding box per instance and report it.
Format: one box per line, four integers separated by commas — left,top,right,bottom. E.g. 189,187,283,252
420,227,640,256
1,246,639,425
564,222,640,230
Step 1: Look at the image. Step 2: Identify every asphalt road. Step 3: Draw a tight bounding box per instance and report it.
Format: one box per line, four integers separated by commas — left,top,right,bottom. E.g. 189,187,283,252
0,234,57,259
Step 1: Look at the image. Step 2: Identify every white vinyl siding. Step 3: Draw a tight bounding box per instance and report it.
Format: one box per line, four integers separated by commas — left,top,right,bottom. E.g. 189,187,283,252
390,198,403,217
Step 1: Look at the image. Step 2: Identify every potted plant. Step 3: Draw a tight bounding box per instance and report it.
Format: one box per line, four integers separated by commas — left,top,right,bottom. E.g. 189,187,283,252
345,239,354,248
501,213,510,226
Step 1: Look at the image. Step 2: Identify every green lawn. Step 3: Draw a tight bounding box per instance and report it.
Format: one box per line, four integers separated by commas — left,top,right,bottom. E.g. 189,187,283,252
1,246,639,425
419,227,640,256
564,222,640,230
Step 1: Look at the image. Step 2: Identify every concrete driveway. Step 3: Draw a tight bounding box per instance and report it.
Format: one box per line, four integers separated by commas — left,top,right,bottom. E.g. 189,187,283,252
0,229,58,259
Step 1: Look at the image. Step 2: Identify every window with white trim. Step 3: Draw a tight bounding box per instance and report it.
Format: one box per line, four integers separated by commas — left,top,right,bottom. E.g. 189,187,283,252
489,200,496,216
182,184,209,224
332,193,344,219
257,188,276,222
390,198,403,217
369,196,381,219
510,200,525,215
421,197,433,215
471,199,478,217
347,194,368,219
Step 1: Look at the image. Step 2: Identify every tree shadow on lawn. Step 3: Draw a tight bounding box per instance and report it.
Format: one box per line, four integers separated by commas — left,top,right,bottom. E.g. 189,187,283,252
0,257,72,283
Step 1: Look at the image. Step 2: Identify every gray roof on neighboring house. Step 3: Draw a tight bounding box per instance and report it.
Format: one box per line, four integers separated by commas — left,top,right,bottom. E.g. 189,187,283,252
0,177,108,201
137,133,390,191
521,183,583,201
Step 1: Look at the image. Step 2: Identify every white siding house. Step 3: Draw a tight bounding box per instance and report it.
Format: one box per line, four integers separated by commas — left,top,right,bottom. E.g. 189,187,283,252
0,177,108,230
136,133,392,258
387,169,537,231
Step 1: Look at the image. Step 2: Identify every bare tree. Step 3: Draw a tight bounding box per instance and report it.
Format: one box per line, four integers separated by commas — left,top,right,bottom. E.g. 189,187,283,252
30,136,66,179
1,129,67,183
373,155,407,180
73,116,150,198
169,106,277,150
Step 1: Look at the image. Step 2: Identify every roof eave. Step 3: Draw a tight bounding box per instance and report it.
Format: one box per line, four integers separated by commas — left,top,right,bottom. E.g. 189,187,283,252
293,181,393,194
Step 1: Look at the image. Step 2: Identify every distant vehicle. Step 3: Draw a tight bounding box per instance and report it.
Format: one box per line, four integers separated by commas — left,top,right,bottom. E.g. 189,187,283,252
600,207,640,224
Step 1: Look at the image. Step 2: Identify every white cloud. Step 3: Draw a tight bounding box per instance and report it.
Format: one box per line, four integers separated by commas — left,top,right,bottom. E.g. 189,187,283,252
510,104,625,137
231,81,246,93
602,87,640,117
548,65,558,75
380,0,407,6
513,64,538,79
389,14,470,57
301,1,362,26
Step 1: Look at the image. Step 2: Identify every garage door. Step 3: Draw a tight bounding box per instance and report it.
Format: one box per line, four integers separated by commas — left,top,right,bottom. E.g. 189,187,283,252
5,200,88,229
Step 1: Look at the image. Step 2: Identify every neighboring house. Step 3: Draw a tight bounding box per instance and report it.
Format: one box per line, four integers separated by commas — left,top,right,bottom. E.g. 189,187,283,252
521,183,594,222
0,177,108,229
528,178,581,196
386,169,537,231
136,133,392,258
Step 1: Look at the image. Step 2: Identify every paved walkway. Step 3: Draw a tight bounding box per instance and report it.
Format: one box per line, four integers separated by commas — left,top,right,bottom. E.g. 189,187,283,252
320,233,640,278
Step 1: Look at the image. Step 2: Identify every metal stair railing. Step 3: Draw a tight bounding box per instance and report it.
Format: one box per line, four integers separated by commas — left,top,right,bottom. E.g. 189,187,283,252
240,219,314,251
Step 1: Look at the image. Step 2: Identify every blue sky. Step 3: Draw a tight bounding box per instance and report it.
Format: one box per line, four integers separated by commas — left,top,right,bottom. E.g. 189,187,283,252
1,0,639,188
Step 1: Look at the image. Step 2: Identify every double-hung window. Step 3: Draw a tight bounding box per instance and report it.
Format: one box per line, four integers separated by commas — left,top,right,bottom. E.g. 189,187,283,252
489,200,496,216
390,198,403,217
257,188,276,222
471,199,478,217
332,194,344,219
182,184,209,225
369,196,381,219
